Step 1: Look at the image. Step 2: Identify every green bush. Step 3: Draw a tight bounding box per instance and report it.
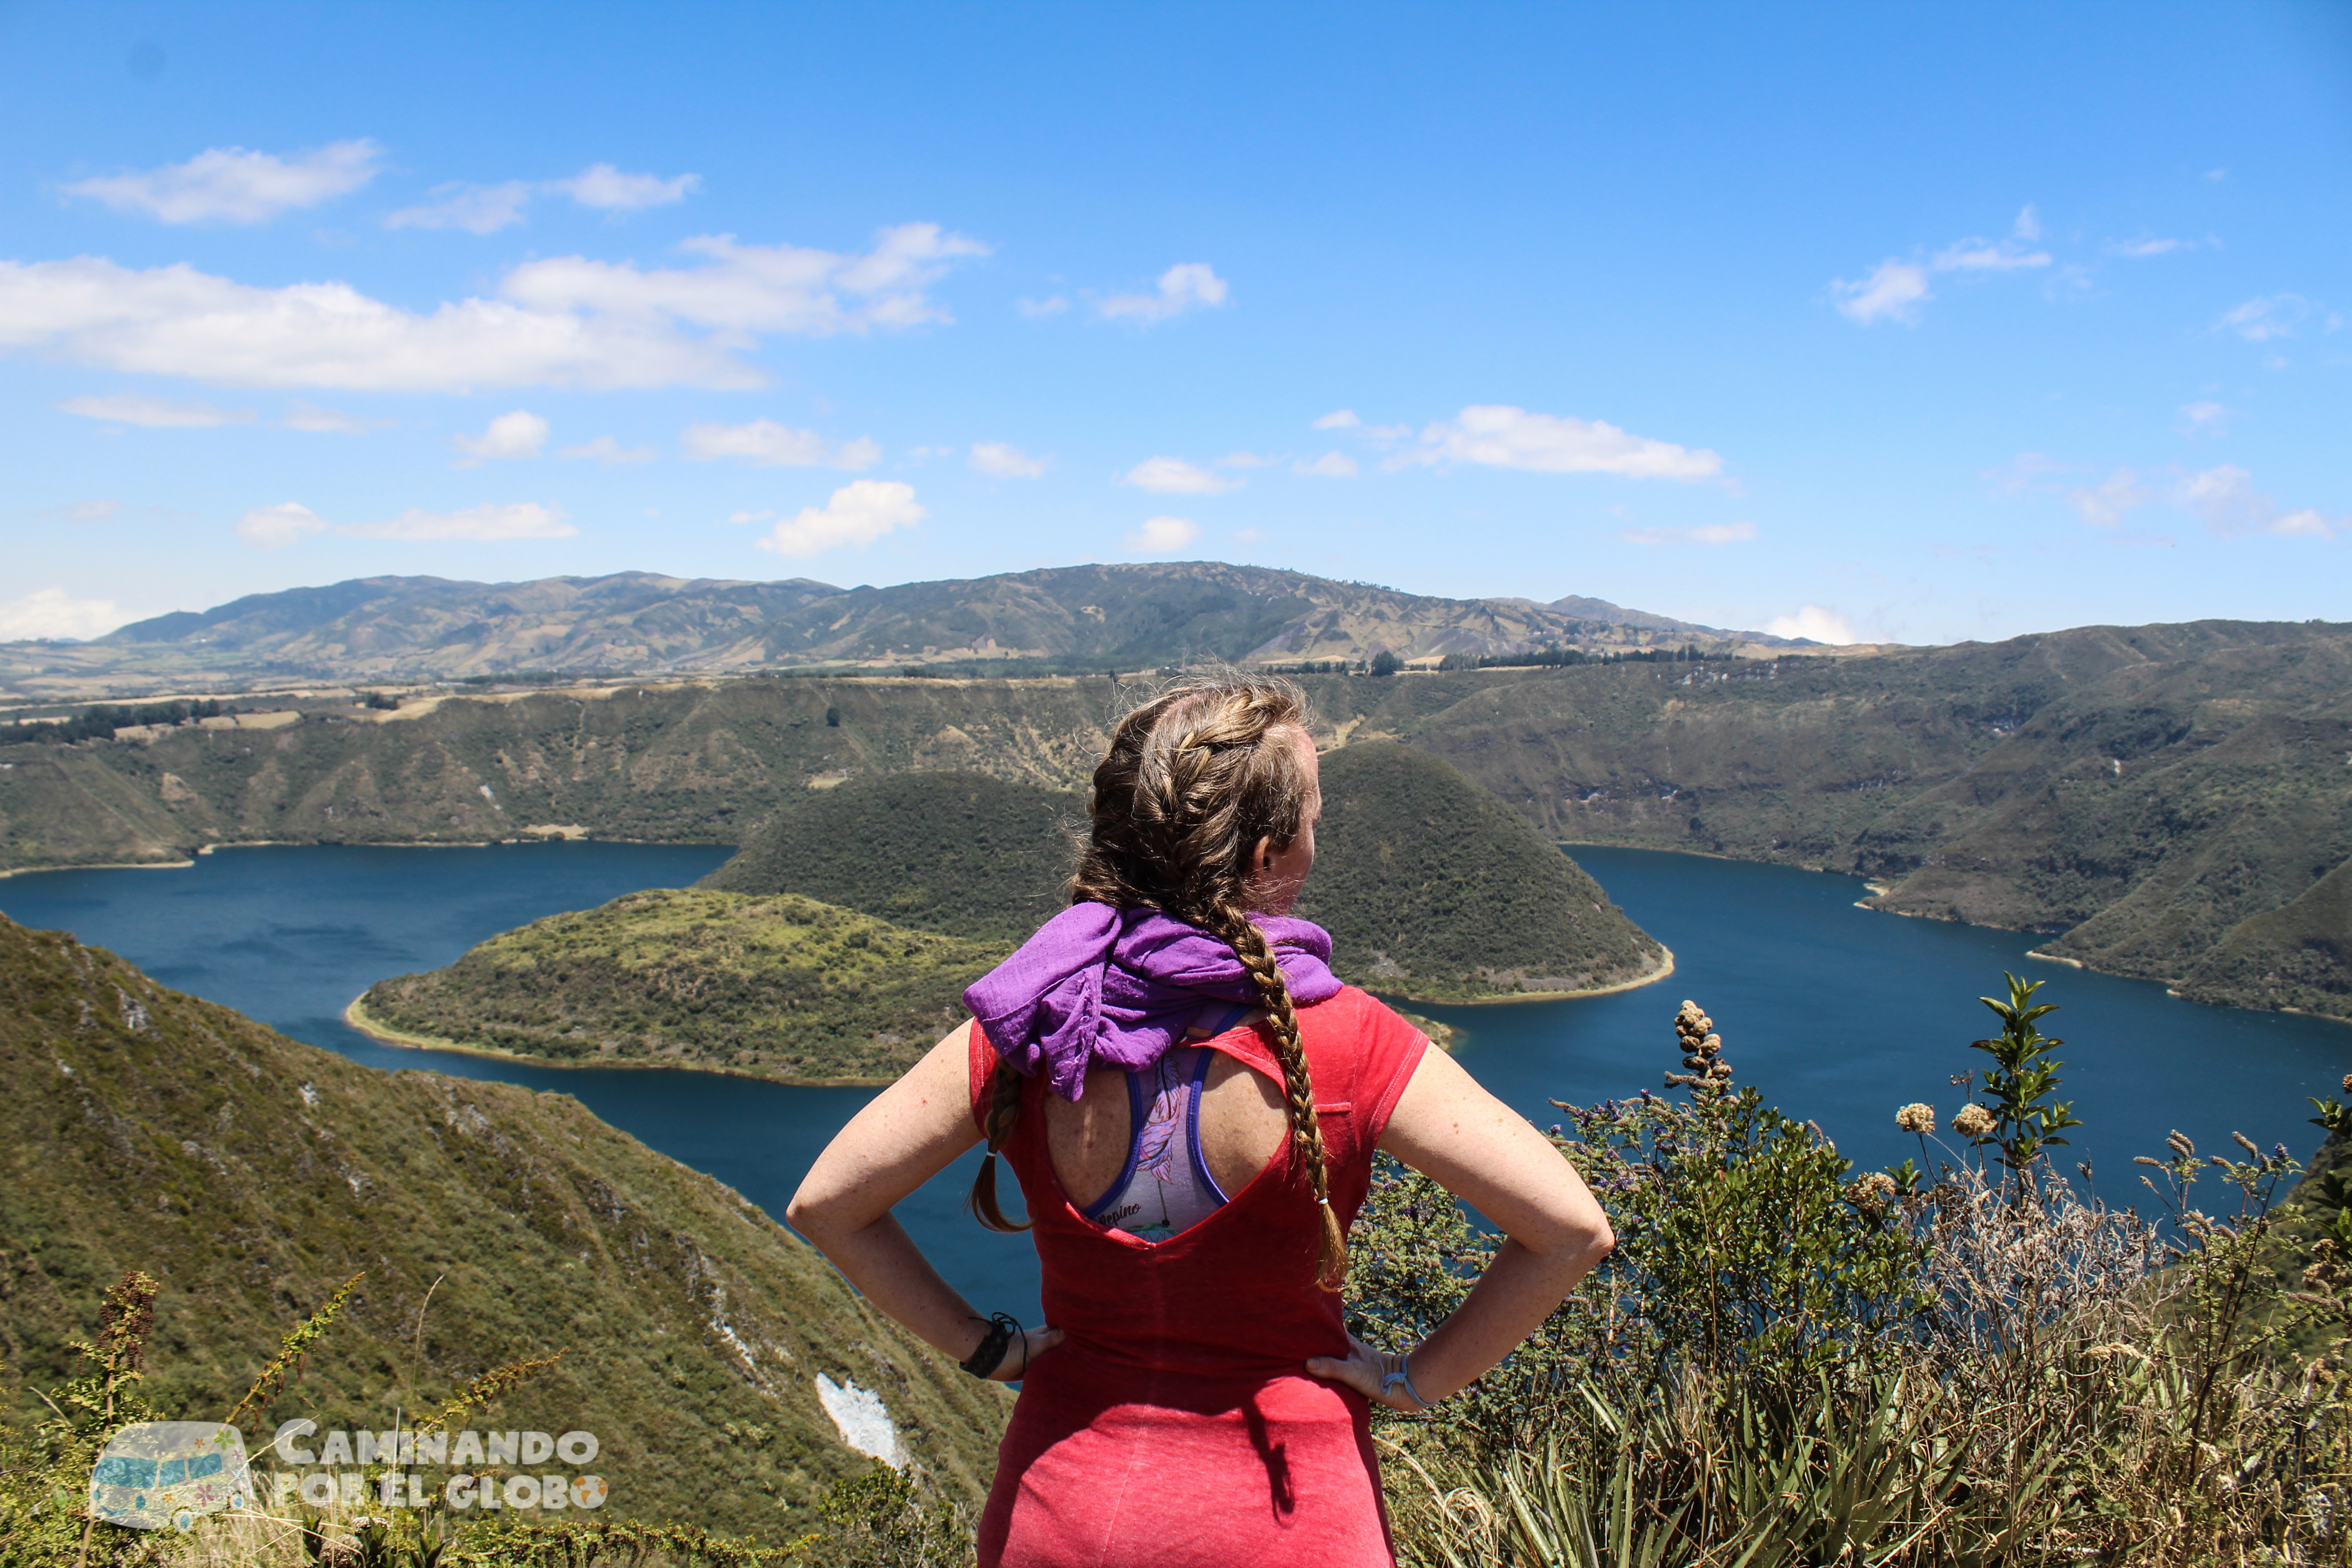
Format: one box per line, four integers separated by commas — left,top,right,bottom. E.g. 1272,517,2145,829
1357,981,2352,1567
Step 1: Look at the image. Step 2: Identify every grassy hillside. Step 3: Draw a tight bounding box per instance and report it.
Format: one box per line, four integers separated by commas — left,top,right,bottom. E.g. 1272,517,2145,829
700,771,1081,944
358,888,1000,1084
1294,744,1666,1001
0,913,1009,1538
8,617,2347,1020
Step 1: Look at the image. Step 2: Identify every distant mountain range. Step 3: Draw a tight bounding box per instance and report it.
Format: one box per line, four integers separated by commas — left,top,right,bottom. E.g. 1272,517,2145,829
0,564,1794,700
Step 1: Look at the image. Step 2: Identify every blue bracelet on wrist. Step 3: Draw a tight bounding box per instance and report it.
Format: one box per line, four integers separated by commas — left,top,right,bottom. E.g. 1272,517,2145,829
1380,1355,1431,1411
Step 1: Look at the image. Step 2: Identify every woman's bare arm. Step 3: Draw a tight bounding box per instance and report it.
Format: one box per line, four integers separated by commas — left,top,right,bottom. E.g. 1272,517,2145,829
786,1022,1063,1379
1306,1046,1614,1408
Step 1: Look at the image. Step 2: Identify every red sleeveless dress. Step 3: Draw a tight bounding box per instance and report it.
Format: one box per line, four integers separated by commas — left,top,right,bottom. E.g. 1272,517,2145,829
967,986,1428,1568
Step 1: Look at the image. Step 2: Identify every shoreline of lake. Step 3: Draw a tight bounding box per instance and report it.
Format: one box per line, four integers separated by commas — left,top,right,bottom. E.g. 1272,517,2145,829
343,992,899,1088
1387,941,1677,1006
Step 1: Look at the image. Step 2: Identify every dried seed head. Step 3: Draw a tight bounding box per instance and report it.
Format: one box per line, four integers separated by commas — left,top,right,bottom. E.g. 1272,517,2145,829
2167,1131,2196,1160
2133,1156,2164,1168
1953,1104,1997,1140
1895,1103,1936,1135
1845,1171,1898,1211
2231,1131,2259,1157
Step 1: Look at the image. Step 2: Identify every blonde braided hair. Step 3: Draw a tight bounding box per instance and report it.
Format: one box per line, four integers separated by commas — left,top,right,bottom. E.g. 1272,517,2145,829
968,671,1346,1289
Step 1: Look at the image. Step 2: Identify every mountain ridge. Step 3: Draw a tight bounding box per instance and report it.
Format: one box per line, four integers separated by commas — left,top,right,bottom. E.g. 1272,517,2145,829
2,564,1789,701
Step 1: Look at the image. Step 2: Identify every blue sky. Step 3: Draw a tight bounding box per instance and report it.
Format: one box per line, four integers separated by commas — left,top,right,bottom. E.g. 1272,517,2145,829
1,1,2345,647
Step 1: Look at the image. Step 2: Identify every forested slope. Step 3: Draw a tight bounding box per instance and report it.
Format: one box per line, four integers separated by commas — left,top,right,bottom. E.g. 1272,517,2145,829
1296,744,1666,1000
0,915,1009,1536
699,771,1082,943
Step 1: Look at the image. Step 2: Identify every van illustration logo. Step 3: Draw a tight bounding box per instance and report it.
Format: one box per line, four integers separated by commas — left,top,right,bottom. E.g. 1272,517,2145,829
88,1422,252,1532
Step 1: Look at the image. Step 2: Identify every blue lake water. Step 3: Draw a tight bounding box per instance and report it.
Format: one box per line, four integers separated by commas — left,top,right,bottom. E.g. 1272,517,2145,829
3,841,2343,1329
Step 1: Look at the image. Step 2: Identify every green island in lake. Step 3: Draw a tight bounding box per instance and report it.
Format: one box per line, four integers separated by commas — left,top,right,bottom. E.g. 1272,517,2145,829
351,755,1661,1082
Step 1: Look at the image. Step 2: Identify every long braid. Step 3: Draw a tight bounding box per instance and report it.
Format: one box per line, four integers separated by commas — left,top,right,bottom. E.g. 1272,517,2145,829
1209,908,1348,1290
970,669,1334,1285
969,1056,1029,1231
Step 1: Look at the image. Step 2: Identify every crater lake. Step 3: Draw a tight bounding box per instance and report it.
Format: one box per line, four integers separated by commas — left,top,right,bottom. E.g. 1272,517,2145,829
3,840,2342,1324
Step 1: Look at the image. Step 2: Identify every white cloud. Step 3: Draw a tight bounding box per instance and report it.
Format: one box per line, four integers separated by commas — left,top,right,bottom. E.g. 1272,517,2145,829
1835,208,2060,325
2173,465,2338,539
1767,604,1857,644
283,401,380,433
1216,451,1275,468
1399,405,1722,480
552,164,700,211
2107,235,2189,258
2066,468,2149,528
452,409,549,463
0,224,987,392
504,223,988,333
344,501,575,541
1932,238,2053,272
1294,451,1357,478
2217,294,2331,342
1124,515,1201,554
1833,261,1931,324
386,181,534,234
56,391,254,427
755,480,925,557
236,501,329,549
1098,263,1229,323
1619,521,1757,546
559,435,657,466
238,498,575,546
2178,401,2233,437
682,419,879,469
41,499,121,522
1017,295,1070,318
970,441,1048,478
1122,456,1239,494
1312,409,1361,430
0,586,125,640
61,139,381,224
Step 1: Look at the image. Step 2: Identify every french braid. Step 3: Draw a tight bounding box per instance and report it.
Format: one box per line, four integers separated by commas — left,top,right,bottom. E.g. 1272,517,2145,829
966,670,1344,1287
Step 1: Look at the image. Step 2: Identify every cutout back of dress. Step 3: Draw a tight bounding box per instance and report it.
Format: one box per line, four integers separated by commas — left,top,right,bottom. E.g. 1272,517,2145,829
1077,1003,1253,1241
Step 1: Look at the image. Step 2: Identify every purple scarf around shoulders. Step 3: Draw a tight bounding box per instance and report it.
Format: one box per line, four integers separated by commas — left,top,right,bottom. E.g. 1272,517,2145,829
963,903,1342,1102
